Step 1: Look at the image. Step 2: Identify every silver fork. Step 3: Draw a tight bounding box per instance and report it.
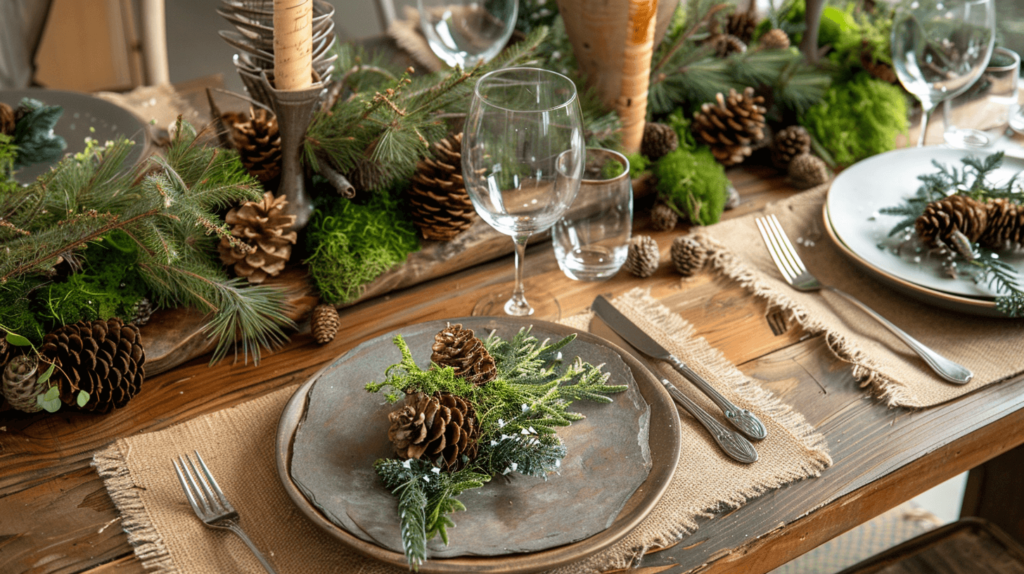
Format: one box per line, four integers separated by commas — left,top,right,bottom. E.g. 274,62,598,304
173,451,279,574
755,214,973,385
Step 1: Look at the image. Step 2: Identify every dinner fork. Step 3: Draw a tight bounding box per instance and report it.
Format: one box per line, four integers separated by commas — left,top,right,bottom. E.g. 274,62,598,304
173,451,279,574
755,214,973,385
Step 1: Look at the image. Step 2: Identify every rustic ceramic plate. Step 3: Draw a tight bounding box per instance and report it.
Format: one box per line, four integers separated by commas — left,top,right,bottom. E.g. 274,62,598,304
276,317,681,574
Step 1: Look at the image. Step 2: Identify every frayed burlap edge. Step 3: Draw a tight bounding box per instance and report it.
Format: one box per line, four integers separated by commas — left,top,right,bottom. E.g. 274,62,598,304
558,289,832,573
93,442,178,573
691,192,922,409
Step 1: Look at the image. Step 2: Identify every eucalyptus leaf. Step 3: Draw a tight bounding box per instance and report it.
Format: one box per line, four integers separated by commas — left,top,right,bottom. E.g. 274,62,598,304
40,396,62,413
37,362,55,385
77,390,90,408
43,385,60,401
6,333,31,347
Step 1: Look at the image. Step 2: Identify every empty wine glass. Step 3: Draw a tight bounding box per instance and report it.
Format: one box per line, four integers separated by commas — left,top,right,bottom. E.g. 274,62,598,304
891,0,995,147
463,67,585,316
419,0,519,69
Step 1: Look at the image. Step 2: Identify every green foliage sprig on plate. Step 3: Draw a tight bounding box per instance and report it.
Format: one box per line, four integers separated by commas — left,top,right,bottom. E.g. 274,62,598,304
9,98,67,170
366,327,627,569
879,152,1024,316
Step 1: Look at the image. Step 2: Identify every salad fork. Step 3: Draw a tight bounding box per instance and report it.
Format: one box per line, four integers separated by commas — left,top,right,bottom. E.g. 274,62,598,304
755,214,973,385
173,451,279,574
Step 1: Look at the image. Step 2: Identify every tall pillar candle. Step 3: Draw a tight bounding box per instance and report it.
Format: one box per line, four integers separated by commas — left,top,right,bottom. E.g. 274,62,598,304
617,0,658,154
274,0,313,90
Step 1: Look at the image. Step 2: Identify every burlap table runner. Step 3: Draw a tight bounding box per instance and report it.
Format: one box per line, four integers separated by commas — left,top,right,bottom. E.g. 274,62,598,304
696,186,1024,409
93,289,831,573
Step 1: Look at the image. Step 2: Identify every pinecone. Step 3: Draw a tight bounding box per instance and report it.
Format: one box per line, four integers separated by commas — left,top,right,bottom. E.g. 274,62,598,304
347,159,387,193
788,153,830,189
980,198,1024,249
387,391,480,469
692,87,767,167
625,235,660,278
915,195,989,247
230,108,281,183
430,323,496,387
2,355,45,413
671,236,708,277
0,335,15,372
311,303,340,345
129,298,154,326
641,122,679,161
726,8,758,43
725,184,741,210
0,102,15,136
771,126,812,169
709,34,747,58
218,192,297,284
760,28,791,50
409,133,476,241
651,202,679,231
39,318,145,413
861,43,898,84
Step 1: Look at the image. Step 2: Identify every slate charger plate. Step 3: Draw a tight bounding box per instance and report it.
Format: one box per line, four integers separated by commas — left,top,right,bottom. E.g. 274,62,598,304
276,317,681,574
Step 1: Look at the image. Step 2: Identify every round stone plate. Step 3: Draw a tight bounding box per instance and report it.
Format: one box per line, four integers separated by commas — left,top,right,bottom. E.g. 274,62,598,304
276,317,681,573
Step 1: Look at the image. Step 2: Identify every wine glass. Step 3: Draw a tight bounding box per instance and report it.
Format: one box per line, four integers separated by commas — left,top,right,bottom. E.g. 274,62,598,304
463,67,585,317
891,0,995,147
418,0,519,69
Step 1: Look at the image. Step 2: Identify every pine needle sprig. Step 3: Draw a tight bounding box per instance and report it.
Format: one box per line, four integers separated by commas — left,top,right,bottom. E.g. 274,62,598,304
477,434,567,478
971,255,1024,318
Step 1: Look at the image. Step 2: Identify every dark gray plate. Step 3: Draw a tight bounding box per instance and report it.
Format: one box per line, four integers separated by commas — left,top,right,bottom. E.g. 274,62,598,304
277,317,681,573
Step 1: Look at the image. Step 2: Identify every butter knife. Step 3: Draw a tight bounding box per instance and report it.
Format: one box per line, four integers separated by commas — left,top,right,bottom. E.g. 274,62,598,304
592,295,768,441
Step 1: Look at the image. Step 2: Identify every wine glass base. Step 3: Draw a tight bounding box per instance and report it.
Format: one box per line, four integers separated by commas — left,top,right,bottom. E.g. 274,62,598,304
471,288,562,321
944,128,993,149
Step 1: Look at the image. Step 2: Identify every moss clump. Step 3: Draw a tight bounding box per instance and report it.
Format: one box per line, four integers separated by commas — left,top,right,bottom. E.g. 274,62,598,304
625,152,650,179
305,191,420,305
653,146,729,226
800,72,908,167
599,158,626,179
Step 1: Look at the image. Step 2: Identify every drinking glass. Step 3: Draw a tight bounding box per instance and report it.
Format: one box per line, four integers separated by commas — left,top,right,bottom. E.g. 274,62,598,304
944,47,1021,146
552,149,633,281
891,0,995,147
463,67,585,316
418,0,519,69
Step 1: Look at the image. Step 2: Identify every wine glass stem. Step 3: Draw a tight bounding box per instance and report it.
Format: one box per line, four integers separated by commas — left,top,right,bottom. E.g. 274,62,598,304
506,235,532,316
917,104,935,148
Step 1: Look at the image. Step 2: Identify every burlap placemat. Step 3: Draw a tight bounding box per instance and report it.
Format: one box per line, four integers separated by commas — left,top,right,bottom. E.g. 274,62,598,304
696,186,1024,409
93,289,831,573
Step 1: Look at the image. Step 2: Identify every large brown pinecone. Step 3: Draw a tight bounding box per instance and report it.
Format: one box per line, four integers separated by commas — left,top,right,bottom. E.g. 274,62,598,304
229,108,281,183
651,202,679,231
39,318,145,413
218,192,297,284
625,235,660,278
431,323,496,387
311,303,340,345
726,8,758,43
692,87,767,167
915,195,989,247
388,392,480,469
980,198,1024,249
671,236,708,277
409,133,476,241
0,102,15,136
771,126,812,169
641,122,679,161
2,355,45,413
788,153,830,189
760,28,791,50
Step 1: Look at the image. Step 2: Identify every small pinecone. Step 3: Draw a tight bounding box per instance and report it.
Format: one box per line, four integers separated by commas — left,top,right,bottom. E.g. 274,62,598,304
726,9,758,43
760,28,791,50
915,195,989,247
409,133,476,241
771,126,812,169
230,108,281,183
788,153,829,189
129,298,154,326
347,159,387,193
625,235,659,278
641,122,679,161
861,43,898,84
709,34,747,58
671,236,708,277
692,87,767,167
725,185,741,210
388,391,480,469
311,303,340,345
218,192,298,284
431,323,496,387
980,198,1024,249
651,202,679,231
39,318,146,413
0,102,15,136
2,355,45,413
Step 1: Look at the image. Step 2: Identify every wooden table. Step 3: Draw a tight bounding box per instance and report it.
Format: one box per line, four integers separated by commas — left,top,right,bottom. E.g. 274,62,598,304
2,153,1023,573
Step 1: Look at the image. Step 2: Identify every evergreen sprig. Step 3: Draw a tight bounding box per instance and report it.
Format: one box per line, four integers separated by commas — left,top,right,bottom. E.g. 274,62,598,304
973,255,1024,318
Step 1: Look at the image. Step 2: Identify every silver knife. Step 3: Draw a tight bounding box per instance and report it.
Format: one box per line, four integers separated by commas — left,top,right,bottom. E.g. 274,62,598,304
591,313,758,464
592,295,768,441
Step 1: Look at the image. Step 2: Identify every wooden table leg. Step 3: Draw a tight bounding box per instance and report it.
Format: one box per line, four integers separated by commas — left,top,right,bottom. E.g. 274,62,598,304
961,442,1024,544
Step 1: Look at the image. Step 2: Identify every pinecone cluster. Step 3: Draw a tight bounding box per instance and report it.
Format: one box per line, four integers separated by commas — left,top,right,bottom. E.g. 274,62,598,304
224,108,282,184
916,195,1024,250
388,391,480,469
0,102,15,136
625,235,660,278
671,236,708,277
641,122,678,161
771,126,812,169
409,133,476,242
431,323,496,387
218,192,297,284
311,303,340,345
692,87,767,167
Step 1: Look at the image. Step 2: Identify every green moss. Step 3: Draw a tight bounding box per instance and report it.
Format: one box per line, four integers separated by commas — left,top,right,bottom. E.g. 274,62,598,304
800,72,908,167
599,158,626,179
0,278,47,345
666,108,698,151
305,190,420,305
653,146,729,226
625,152,650,178
0,134,17,195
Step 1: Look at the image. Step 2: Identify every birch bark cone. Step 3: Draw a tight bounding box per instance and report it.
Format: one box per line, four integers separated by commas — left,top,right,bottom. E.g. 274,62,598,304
273,0,313,90
618,0,659,153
